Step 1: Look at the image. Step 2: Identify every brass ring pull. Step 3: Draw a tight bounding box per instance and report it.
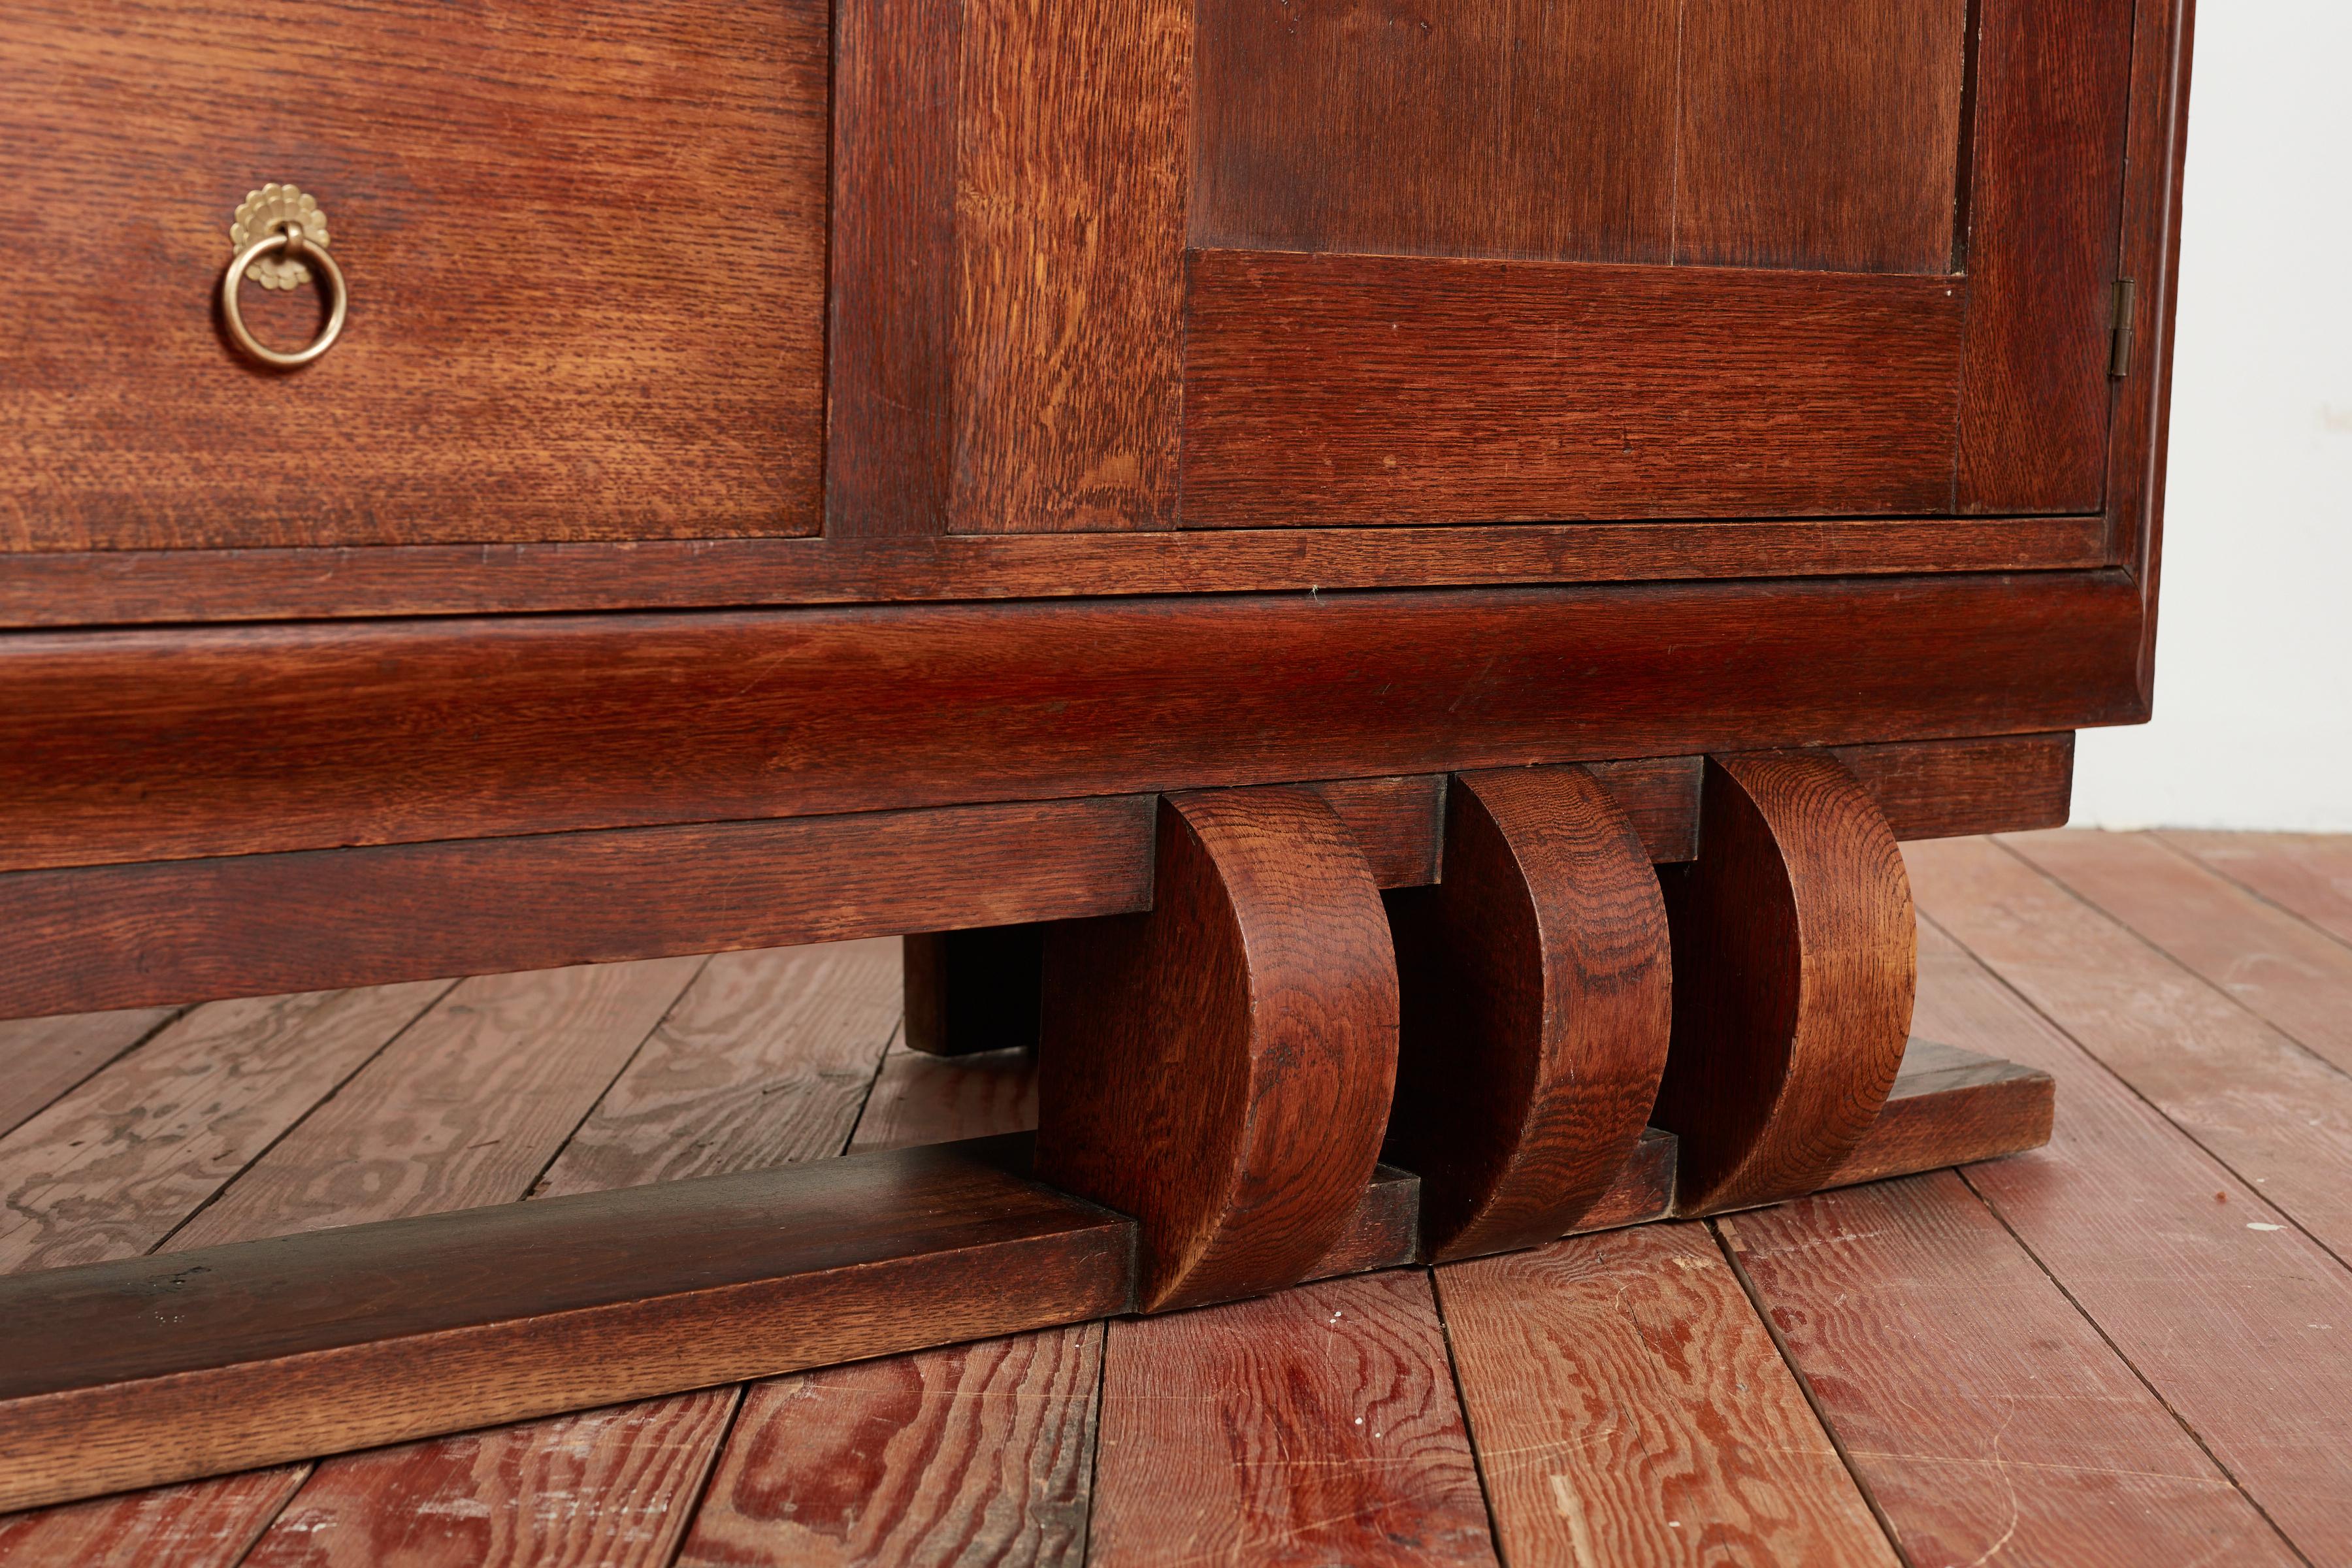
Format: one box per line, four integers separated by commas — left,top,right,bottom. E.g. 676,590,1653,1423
221,185,348,370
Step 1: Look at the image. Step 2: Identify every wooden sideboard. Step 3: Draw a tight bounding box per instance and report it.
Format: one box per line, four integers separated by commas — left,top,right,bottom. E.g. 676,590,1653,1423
0,0,2193,1510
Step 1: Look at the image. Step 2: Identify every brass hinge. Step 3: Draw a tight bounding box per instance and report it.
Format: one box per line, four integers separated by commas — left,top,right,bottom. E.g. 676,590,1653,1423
2109,277,2138,378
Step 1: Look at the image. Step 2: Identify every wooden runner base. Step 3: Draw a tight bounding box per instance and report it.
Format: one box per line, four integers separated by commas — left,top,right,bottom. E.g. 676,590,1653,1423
0,1037,2047,1513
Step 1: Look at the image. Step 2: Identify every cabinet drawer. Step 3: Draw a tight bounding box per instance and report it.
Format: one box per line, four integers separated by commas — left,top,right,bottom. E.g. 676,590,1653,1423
2,2,825,551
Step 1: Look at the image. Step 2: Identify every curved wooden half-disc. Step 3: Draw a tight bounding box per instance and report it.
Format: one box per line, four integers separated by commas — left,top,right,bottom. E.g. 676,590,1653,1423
1036,787,1399,1312
1386,766,1673,1262
1654,750,1916,1213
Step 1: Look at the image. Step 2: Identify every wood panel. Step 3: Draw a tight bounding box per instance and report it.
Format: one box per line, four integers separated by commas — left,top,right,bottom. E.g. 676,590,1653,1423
950,0,1190,534
1955,0,2138,511
1,1,825,551
1088,1271,1496,1567
1675,0,1967,273
1038,789,1397,1311
2163,830,2352,949
2010,829,2352,1076
1570,1128,1679,1233
1191,0,1680,265
0,571,2148,875
1654,753,1916,1212
1722,1172,2300,1567
1386,767,1672,1258
1909,836,2352,1260
0,1006,174,1139
1437,1224,1897,1566
0,1470,307,1568
1832,730,2073,841
1909,912,2352,1563
1181,252,1967,525
1823,1037,2052,1188
0,516,2115,629
0,1142,1134,1514
0,798,1154,1019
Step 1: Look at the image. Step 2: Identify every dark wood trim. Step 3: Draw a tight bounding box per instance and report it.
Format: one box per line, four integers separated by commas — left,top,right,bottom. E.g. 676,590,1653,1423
0,1037,2044,1513
0,572,2142,875
0,516,2112,630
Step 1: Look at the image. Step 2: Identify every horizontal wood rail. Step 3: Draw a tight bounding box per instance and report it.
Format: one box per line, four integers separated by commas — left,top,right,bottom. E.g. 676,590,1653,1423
0,736,2068,1022
0,1040,2046,1513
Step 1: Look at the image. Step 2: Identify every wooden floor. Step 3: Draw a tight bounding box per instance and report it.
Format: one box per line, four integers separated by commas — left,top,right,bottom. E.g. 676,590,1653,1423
3,828,2351,1566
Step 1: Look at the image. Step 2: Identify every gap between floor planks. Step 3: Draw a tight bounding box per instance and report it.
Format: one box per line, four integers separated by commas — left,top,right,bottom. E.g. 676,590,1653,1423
3,833,2351,1565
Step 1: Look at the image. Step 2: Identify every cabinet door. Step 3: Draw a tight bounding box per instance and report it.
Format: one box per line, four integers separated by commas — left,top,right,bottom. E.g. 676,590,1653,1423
840,0,2135,534
2,2,825,551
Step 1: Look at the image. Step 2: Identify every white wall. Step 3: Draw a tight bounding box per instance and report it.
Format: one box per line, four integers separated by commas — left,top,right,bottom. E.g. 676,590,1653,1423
2070,1,2352,830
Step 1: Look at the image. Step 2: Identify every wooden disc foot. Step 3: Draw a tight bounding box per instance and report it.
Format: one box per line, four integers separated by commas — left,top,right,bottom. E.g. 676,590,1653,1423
1036,787,1399,1312
1385,766,1673,1260
1654,750,1916,1213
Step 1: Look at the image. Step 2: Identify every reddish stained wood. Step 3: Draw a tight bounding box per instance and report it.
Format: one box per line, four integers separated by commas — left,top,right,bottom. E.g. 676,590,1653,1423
1822,1037,2052,1188
0,517,2115,629
2162,830,2352,949
0,1006,174,1140
1908,836,2352,1260
0,1470,307,1568
1721,1171,2298,1567
1675,0,1968,273
951,0,1190,532
680,1326,1103,1568
0,572,2149,875
1181,251,1967,527
1039,789,1398,1311
1655,753,1916,1212
1955,0,2138,512
3,2,826,551
2010,830,2352,1078
1908,913,2352,1563
1089,1271,1495,1567
165,958,705,1250
1832,731,2074,842
1436,1224,1896,1567
1568,1128,1679,1235
1386,767,1672,1258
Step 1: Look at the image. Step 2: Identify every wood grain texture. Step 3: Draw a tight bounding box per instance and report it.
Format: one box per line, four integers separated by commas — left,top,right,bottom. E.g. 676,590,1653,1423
951,0,1190,533
852,1047,1038,1153
1823,1037,2052,1188
2014,830,2352,1077
0,983,449,1273
1910,911,2352,1564
1038,789,1398,1311
680,1327,1102,1568
1191,0,1680,265
240,1390,738,1568
1908,836,2352,1262
163,958,703,1251
0,1006,174,1139
1181,250,1967,526
1309,774,1448,889
1586,756,1705,863
1385,766,1673,1259
2163,829,2352,949
1675,0,1967,272
1,1,825,550
1569,1126,1679,1233
1655,752,1917,1213
0,1143,1134,1513
0,798,1154,1019
1089,1270,1495,1567
1722,1171,2299,1567
904,927,1046,1057
0,516,2115,629
1955,0,2138,512
0,572,2148,875
1438,1224,1897,1567
828,0,961,536
1831,730,2074,841
0,1470,306,1568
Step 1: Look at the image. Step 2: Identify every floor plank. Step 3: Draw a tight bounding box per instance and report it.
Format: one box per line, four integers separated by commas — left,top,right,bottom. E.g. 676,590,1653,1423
1090,1269,1495,1567
0,1473,305,1568
849,1041,1038,1152
1907,909,2352,1564
233,943,901,1568
1438,1223,1896,1568
2164,830,2352,949
678,1326,1103,1568
2010,828,2352,1078
1722,1171,2298,1567
1907,835,2352,1262
0,1007,177,1141
0,983,451,1273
